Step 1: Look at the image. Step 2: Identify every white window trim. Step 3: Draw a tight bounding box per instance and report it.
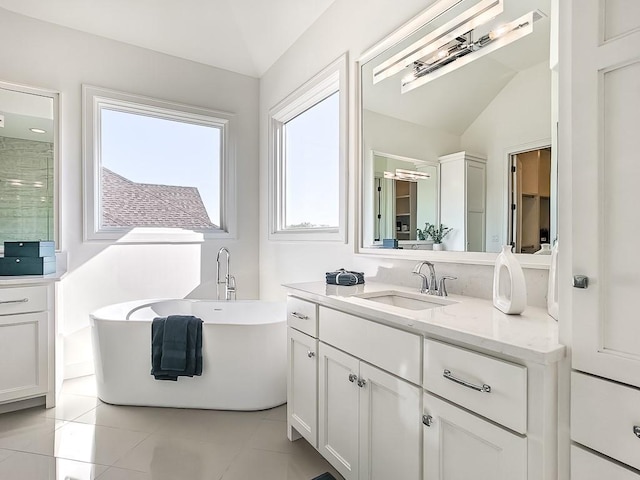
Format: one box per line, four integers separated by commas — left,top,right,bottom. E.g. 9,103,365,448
268,54,348,242
82,85,236,243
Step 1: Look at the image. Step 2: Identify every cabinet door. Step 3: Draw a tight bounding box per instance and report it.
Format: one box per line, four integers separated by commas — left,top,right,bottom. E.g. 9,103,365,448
359,362,421,480
570,0,640,388
423,393,526,480
0,312,48,402
318,343,360,480
287,327,318,447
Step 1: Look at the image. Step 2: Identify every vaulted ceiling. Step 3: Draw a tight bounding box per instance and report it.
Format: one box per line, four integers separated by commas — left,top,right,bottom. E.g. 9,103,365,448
0,0,338,77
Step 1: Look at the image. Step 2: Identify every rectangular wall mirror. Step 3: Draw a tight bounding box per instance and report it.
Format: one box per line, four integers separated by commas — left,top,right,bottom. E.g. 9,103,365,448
358,0,556,265
0,82,59,248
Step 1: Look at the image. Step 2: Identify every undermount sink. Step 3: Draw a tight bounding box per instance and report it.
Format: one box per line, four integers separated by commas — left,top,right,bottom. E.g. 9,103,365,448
353,290,457,311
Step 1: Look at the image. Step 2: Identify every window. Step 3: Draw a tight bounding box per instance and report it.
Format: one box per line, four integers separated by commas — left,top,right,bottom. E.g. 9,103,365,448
269,54,347,241
83,86,235,242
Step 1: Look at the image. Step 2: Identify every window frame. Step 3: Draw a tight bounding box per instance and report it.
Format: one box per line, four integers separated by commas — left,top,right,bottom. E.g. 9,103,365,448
268,54,348,242
82,85,236,243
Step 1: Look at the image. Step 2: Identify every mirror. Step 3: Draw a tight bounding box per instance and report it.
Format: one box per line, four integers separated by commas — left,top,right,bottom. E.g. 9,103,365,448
359,0,556,258
0,82,58,247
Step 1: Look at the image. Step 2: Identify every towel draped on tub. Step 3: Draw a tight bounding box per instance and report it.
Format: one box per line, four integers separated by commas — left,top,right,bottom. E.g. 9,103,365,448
151,315,203,381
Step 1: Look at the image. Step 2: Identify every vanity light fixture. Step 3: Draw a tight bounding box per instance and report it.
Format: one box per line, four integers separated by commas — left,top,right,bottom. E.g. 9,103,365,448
373,0,504,85
401,10,543,94
30,128,46,134
384,168,431,181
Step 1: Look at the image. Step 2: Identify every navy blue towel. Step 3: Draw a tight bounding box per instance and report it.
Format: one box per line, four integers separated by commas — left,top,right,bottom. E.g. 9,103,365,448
151,315,203,381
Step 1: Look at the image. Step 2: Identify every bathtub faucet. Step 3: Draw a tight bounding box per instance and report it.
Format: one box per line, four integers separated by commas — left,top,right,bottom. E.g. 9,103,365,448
216,247,236,300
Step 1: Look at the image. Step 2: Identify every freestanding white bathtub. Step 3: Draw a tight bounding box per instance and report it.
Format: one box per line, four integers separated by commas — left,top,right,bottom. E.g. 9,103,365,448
90,299,286,410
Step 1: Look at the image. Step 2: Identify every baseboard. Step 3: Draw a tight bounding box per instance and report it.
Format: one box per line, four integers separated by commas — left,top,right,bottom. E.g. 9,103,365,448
0,396,45,414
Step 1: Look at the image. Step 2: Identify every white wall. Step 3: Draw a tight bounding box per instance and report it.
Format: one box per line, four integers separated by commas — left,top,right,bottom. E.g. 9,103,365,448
0,9,260,377
259,0,549,306
461,61,552,252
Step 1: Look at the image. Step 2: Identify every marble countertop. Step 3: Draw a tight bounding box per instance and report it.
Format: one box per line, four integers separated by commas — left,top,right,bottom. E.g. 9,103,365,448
284,281,565,365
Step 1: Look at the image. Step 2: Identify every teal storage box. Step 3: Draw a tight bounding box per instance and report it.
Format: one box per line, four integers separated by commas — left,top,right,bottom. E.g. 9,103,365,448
4,241,55,258
0,256,56,275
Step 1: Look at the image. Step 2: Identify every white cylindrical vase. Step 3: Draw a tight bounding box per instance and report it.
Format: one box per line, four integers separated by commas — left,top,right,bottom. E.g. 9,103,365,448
493,245,527,314
547,240,559,320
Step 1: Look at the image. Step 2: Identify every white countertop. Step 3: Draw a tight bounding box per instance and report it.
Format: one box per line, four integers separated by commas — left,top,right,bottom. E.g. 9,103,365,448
284,281,565,365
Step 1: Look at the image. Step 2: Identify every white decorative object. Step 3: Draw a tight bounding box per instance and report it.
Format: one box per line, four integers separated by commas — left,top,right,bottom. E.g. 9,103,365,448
534,243,552,255
493,245,527,314
433,243,443,251
547,240,559,320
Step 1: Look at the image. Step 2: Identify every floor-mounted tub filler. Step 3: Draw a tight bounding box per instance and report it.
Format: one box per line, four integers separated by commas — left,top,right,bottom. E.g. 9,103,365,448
90,299,286,410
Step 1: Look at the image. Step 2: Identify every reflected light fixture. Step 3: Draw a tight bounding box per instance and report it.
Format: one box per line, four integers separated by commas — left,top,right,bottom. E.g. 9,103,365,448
30,128,46,134
373,0,504,84
401,10,543,93
384,168,431,181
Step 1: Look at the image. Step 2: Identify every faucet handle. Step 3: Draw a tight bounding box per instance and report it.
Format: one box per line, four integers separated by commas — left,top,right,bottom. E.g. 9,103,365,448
438,276,457,297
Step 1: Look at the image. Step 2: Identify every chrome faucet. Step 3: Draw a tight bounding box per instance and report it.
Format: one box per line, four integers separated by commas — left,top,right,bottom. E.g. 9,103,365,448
412,261,438,295
216,247,236,300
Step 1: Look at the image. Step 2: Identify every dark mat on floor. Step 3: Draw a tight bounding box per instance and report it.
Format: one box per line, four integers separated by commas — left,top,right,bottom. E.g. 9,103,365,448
312,473,336,480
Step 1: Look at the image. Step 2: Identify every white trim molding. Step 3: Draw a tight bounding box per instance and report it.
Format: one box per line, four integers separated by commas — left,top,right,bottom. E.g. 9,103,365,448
268,53,348,242
82,85,237,243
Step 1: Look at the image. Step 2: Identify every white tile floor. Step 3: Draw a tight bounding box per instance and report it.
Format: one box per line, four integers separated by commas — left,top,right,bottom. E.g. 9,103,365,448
0,376,343,480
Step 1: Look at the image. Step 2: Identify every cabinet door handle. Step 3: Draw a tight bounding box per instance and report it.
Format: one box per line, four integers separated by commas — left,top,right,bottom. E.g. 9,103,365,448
357,378,367,388
634,426,640,439
422,415,433,427
290,312,309,320
307,351,315,358
443,369,491,393
0,298,29,305
348,373,358,383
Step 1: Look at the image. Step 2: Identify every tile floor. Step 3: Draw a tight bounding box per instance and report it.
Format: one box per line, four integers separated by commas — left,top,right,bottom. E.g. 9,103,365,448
0,376,343,479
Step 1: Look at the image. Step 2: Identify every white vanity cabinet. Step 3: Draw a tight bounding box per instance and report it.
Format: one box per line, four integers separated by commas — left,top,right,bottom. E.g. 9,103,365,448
0,283,55,407
318,342,421,480
285,287,563,480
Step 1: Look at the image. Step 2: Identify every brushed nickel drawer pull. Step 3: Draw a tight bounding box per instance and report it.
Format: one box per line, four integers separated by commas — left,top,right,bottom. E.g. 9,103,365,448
348,373,358,383
290,312,309,320
0,298,29,305
422,415,433,427
634,426,640,439
443,369,491,393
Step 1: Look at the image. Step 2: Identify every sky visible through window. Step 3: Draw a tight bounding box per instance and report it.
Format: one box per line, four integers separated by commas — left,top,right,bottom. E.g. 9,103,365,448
284,92,339,228
100,109,221,226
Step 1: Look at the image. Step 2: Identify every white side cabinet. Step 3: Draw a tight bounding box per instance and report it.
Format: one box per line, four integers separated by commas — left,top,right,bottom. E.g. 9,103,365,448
0,284,55,407
318,342,421,480
439,151,487,252
567,1,640,478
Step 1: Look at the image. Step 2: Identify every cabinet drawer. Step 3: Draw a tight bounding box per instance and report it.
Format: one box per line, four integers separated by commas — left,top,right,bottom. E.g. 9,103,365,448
571,371,640,471
571,445,640,480
0,285,47,316
424,339,527,433
287,297,317,337
319,306,421,384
